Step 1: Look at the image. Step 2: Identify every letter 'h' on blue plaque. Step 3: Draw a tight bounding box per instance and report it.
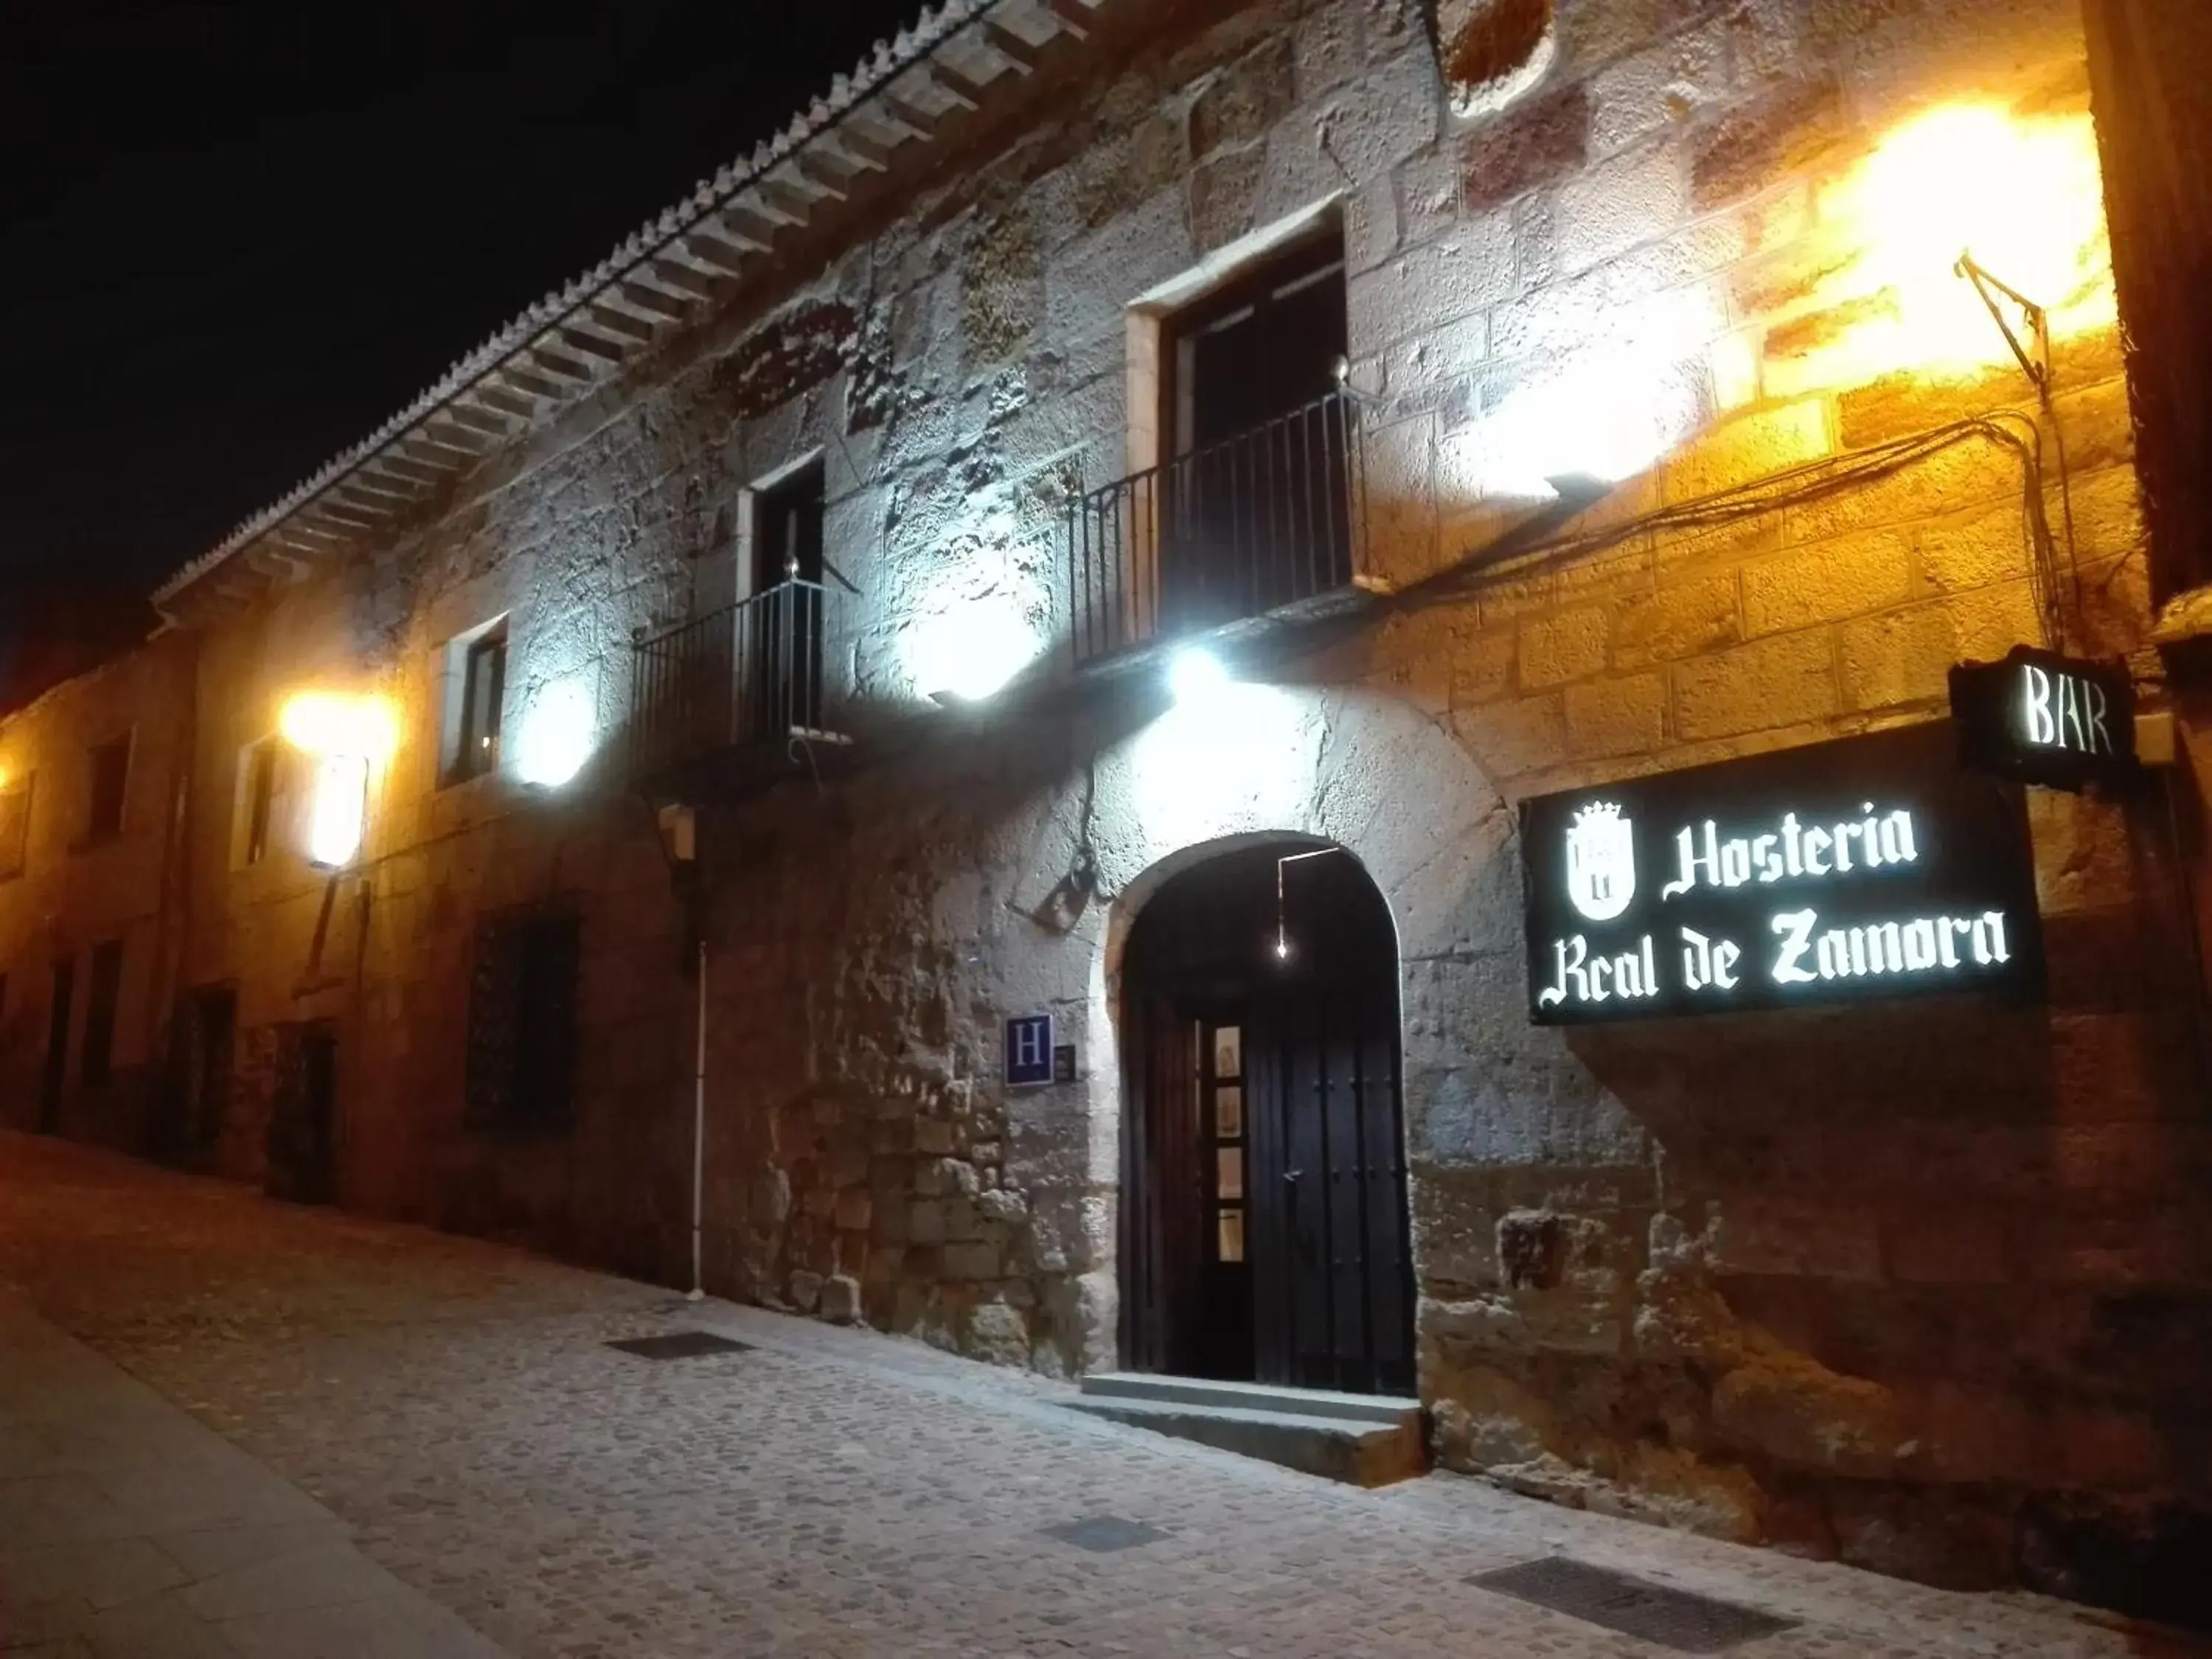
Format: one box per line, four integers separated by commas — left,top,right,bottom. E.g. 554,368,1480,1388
1005,1014,1054,1087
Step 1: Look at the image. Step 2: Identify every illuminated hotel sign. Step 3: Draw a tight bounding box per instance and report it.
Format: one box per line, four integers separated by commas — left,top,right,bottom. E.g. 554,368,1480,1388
1949,644,2137,793
1522,723,2042,1023
1004,1013,1055,1087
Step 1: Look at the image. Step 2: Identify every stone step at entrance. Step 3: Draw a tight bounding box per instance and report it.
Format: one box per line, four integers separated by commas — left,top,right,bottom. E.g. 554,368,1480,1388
1065,1373,1426,1487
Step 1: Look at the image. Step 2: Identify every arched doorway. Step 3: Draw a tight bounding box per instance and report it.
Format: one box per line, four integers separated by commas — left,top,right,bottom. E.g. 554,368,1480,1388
1119,838,1413,1395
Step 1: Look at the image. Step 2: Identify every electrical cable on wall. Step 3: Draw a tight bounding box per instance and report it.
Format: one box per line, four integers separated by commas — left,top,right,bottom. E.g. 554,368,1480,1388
1399,413,2076,655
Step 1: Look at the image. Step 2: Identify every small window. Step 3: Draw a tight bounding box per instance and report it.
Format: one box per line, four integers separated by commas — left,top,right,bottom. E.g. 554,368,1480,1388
86,737,130,843
1211,1024,1242,1079
1206,1019,1247,1266
465,907,580,1132
0,772,30,879
440,621,508,786
237,740,279,867
80,939,124,1088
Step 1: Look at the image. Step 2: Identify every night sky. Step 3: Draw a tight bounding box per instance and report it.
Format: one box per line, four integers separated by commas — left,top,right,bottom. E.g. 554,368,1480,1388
0,1,919,599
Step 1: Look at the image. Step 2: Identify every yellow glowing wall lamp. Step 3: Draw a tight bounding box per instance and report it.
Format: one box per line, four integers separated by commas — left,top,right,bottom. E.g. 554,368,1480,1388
279,692,397,870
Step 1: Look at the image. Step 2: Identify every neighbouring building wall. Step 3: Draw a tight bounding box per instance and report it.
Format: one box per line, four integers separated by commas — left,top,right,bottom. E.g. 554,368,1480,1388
7,0,2206,1621
0,634,195,1149
162,473,698,1262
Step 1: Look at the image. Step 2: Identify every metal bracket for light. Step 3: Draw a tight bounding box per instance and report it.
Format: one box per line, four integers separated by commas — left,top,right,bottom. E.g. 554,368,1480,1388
1274,846,1344,962
1955,249,2051,397
1330,354,1381,407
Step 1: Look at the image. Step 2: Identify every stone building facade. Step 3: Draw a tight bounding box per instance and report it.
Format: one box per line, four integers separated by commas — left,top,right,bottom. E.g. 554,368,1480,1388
3,0,2208,1620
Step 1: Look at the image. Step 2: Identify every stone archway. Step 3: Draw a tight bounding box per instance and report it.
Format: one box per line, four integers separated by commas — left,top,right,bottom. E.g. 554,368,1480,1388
1116,836,1411,1394
1067,684,1517,1382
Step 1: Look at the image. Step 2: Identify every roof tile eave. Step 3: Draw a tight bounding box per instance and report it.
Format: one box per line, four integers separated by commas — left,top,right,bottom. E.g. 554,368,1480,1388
152,0,1029,616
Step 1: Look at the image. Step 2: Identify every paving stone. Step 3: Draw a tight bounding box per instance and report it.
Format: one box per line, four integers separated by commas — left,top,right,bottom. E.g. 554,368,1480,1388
0,1134,2201,1659
0,1537,185,1613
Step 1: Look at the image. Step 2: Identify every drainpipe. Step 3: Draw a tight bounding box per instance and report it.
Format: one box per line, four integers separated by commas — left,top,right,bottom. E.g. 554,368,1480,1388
689,934,707,1301
150,636,200,1150
654,801,709,1301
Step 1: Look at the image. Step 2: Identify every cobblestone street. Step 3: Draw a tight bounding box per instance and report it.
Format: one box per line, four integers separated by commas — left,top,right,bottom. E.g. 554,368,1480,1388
0,1133,2201,1659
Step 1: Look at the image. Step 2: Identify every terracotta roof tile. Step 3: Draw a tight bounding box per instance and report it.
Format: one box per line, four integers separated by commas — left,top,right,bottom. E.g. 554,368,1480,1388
153,0,1049,614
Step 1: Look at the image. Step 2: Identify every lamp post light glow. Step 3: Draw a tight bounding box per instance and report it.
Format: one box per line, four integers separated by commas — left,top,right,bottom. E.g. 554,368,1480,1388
305,753,370,868
279,691,395,870
1781,102,2115,392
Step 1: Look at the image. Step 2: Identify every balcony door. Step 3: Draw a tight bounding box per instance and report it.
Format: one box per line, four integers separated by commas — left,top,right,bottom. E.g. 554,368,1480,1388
747,461,825,740
1161,234,1353,634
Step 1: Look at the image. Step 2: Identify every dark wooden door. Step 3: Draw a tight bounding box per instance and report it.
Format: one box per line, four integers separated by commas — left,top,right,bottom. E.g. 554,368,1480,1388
265,1020,338,1205
1122,992,1204,1378
156,985,236,1163
1119,842,1411,1395
38,959,73,1133
1248,981,1412,1395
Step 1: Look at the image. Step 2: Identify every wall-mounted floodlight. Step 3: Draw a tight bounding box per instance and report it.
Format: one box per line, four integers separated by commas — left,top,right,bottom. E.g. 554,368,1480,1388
514,681,597,789
280,691,396,871
1167,647,1231,706
305,754,370,868
1545,473,1610,512
1832,102,2110,382
911,598,1041,706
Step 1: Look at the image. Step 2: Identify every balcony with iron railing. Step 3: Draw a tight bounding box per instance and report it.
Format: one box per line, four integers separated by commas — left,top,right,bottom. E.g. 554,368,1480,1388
630,394,1368,797
1067,389,1369,672
628,577,849,799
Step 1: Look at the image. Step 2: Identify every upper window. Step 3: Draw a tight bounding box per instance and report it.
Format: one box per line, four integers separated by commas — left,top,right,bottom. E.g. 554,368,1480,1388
439,620,508,786
1164,232,1347,460
0,772,31,879
85,737,130,844
236,739,279,868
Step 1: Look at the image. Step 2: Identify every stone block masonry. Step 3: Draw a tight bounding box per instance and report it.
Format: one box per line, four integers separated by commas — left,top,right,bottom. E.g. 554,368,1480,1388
1,0,2206,1629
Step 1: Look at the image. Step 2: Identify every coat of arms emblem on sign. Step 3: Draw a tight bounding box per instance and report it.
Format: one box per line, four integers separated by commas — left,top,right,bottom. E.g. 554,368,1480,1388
1564,802,1635,922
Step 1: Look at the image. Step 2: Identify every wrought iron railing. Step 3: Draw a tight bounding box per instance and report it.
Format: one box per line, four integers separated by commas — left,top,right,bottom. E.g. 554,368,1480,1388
629,578,836,785
1067,389,1366,668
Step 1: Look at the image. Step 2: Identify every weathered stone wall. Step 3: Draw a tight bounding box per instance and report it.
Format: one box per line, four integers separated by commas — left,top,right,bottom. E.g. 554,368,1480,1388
167,572,692,1265
0,635,195,1149
4,0,2207,1618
